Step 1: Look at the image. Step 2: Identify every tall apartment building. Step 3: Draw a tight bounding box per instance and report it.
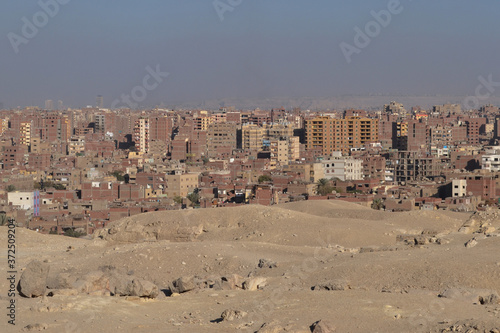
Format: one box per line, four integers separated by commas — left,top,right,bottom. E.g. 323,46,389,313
466,118,486,145
149,116,173,143
134,117,149,153
270,136,300,166
306,116,378,156
242,125,265,151
0,118,8,136
206,122,237,157
95,114,106,134
407,119,428,151
391,121,408,150
41,115,71,142
194,111,213,131
19,121,32,147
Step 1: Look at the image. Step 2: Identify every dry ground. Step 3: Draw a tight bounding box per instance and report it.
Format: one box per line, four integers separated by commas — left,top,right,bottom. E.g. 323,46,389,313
1,200,499,332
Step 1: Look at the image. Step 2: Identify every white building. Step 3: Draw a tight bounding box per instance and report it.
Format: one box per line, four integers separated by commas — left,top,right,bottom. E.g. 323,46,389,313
321,152,363,181
452,179,467,197
7,191,34,210
482,155,500,172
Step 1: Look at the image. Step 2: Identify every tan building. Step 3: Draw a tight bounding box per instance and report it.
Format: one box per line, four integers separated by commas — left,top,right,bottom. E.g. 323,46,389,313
242,125,265,151
194,111,213,131
68,136,85,156
20,121,32,147
165,171,199,197
134,117,149,153
270,136,300,166
30,138,51,154
0,118,8,136
266,124,294,141
206,122,237,157
306,116,378,155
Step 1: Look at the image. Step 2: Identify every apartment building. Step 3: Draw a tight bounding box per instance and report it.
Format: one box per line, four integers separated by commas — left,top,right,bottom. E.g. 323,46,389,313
321,152,363,181
306,116,379,156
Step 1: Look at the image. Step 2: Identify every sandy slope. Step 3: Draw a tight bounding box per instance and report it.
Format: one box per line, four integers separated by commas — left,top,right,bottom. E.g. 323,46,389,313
1,201,499,333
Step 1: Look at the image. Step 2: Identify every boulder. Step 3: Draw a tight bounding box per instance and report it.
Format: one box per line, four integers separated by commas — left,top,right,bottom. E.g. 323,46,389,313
46,272,76,290
242,277,267,291
258,259,278,269
465,238,478,248
18,260,50,298
311,319,336,333
170,276,197,293
439,287,499,305
215,274,245,290
312,279,350,291
114,278,158,298
221,309,247,321
72,271,110,294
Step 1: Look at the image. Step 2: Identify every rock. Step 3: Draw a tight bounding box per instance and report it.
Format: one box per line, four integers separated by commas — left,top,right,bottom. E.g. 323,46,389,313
216,274,245,290
258,259,278,269
23,323,48,331
311,319,336,333
114,278,158,298
255,321,286,333
46,273,76,290
47,289,78,297
312,279,350,291
464,238,478,248
221,309,247,321
414,235,430,245
170,276,197,293
479,293,499,305
72,271,110,294
18,260,50,298
439,287,499,305
242,277,267,291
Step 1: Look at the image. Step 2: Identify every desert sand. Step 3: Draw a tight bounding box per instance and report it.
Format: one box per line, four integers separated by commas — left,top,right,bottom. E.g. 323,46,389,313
1,201,499,332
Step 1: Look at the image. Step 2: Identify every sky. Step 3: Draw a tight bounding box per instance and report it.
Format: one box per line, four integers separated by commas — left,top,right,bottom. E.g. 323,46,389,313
1,0,499,109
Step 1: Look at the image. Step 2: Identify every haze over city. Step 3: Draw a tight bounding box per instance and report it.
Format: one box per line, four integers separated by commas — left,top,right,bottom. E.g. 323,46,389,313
2,0,500,108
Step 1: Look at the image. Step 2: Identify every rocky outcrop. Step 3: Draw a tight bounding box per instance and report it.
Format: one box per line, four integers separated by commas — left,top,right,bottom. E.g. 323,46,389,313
18,260,50,298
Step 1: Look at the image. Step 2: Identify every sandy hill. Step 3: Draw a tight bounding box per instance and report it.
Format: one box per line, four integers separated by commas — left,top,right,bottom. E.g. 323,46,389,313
1,202,499,333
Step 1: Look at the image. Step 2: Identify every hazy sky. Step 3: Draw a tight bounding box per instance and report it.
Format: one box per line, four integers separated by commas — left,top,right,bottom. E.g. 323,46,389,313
1,0,499,108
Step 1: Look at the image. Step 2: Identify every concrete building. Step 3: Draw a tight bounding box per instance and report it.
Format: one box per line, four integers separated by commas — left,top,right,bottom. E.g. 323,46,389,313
165,171,199,197
306,116,378,156
8,191,35,210
194,111,213,131
206,122,237,157
68,136,85,156
134,117,149,153
321,152,363,181
19,121,32,147
482,155,500,172
242,125,265,151
270,136,300,166
452,179,467,197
